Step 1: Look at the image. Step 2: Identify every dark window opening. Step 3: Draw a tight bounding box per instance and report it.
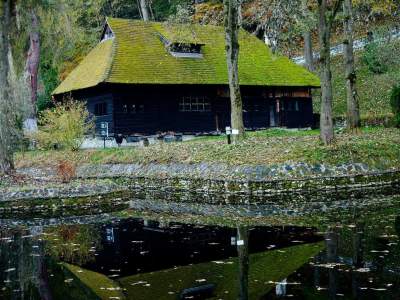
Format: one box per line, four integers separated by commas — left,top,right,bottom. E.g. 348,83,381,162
102,26,114,41
94,102,107,116
122,102,145,114
179,96,211,112
169,43,202,54
287,101,300,112
243,101,265,112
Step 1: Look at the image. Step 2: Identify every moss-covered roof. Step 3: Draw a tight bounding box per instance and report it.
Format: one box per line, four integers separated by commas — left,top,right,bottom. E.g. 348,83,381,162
54,18,320,95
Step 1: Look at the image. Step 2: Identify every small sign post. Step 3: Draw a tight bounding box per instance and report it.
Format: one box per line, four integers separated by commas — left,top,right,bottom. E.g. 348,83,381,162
100,122,109,149
225,126,232,145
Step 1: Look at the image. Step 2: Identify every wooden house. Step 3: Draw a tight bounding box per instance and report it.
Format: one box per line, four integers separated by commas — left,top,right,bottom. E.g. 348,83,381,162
53,18,320,136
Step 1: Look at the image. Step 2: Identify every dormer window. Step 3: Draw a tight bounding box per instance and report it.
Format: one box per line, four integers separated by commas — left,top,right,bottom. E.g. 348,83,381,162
101,25,114,41
158,33,204,59
168,43,203,58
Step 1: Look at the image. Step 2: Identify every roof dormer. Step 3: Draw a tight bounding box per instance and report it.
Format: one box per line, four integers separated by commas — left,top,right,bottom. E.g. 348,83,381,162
158,33,204,59
101,22,115,42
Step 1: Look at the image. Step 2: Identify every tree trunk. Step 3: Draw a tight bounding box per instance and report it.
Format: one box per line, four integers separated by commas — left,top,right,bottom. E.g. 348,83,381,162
325,230,338,300
318,0,334,145
37,239,53,300
302,0,314,72
237,225,249,300
224,0,245,143
0,0,14,175
24,9,40,133
303,31,314,72
343,0,360,132
139,0,150,21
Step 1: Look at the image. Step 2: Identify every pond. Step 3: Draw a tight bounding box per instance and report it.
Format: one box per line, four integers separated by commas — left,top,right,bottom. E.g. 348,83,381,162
0,192,400,299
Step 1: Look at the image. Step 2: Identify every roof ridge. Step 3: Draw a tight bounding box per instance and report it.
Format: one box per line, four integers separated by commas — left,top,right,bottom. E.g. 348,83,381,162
101,19,117,83
106,16,229,30
100,38,116,83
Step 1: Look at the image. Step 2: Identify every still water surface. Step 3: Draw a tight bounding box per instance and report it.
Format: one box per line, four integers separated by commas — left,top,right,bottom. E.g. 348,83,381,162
0,193,399,299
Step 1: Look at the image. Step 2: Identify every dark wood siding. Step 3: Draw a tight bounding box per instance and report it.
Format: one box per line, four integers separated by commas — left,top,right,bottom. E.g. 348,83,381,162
282,98,313,128
112,85,218,135
86,93,115,134
58,84,315,135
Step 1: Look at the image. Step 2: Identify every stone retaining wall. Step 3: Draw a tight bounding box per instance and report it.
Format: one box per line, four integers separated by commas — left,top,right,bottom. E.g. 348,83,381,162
123,170,400,204
2,165,400,204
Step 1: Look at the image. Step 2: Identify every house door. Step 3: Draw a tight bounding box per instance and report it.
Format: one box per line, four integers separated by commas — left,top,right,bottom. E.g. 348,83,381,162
269,100,278,127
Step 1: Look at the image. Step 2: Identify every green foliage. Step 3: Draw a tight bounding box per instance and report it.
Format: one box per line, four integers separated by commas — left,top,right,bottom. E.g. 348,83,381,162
362,42,388,74
37,61,58,112
32,99,94,151
152,0,192,21
44,224,101,266
362,38,400,75
390,84,400,127
314,38,400,118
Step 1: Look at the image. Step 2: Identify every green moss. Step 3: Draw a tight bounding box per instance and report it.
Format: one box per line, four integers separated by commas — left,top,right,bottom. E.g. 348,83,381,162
54,18,320,95
118,242,325,300
63,263,125,300
53,39,114,95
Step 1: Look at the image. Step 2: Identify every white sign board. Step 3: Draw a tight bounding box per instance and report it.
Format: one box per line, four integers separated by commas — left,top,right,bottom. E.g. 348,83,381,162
232,129,239,135
100,122,109,137
237,239,244,246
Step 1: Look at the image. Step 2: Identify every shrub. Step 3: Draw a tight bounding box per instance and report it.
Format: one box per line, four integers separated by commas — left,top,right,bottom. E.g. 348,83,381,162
44,225,101,266
390,84,400,127
32,98,94,151
56,160,77,183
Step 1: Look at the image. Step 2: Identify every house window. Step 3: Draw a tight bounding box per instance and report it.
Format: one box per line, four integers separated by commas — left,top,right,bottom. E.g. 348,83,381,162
179,96,211,112
122,102,145,114
94,102,107,116
169,43,204,58
287,101,300,112
295,100,300,111
169,43,202,54
102,26,114,41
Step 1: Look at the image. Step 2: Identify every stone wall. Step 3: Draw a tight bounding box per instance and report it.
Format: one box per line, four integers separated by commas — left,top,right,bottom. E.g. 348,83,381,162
125,170,400,204
3,164,399,204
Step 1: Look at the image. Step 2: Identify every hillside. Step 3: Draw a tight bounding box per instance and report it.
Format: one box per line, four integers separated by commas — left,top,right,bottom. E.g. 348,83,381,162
313,38,400,118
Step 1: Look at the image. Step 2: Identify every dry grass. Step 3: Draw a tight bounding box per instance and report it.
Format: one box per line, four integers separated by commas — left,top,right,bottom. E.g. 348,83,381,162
14,127,400,170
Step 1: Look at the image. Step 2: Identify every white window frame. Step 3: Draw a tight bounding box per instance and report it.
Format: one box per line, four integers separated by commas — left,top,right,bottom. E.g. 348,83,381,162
179,96,211,112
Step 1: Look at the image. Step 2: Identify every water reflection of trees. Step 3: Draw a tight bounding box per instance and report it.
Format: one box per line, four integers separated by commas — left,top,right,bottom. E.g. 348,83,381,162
0,227,49,300
43,225,101,266
310,211,400,299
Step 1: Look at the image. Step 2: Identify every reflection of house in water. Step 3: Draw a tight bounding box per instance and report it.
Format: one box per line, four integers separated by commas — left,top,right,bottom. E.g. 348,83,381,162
90,218,321,279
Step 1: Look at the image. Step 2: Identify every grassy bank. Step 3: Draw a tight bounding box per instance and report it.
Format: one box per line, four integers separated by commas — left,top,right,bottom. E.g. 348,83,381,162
14,127,400,170
313,40,400,118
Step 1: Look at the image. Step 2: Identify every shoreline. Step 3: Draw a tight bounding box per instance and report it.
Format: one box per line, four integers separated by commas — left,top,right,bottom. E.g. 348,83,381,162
1,162,399,203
